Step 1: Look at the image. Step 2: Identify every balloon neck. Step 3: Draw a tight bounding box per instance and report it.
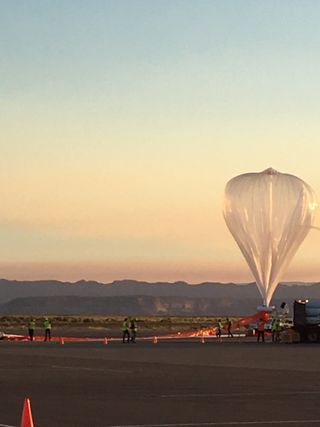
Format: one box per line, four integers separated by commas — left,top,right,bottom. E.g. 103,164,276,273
257,305,275,313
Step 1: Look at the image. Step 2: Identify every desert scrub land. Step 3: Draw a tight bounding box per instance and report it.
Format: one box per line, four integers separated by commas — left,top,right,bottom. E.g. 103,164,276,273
0,315,240,337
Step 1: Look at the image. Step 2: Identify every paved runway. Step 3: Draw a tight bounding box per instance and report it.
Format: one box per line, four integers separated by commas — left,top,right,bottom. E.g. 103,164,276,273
1,339,320,427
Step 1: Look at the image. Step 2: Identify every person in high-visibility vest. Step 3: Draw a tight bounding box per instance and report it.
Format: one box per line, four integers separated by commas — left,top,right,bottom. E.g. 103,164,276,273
122,318,130,343
274,318,282,343
216,319,223,341
28,318,36,341
43,317,52,341
257,318,265,343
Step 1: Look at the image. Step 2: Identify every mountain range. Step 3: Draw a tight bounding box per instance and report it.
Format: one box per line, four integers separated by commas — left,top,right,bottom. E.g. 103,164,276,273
0,279,319,316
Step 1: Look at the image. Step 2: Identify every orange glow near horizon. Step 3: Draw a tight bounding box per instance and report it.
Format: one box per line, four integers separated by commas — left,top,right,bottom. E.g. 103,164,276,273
0,258,318,284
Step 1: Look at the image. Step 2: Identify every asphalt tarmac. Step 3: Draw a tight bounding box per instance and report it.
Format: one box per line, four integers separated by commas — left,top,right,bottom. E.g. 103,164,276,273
1,338,320,427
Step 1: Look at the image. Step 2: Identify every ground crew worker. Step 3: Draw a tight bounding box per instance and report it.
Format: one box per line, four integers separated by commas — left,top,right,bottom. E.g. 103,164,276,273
226,318,233,338
43,317,52,341
274,318,282,343
28,318,36,341
130,318,138,343
271,317,277,343
257,318,265,343
122,318,130,343
216,319,223,341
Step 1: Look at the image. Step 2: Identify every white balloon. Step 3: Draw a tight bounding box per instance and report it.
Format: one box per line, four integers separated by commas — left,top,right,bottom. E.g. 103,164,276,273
223,168,317,306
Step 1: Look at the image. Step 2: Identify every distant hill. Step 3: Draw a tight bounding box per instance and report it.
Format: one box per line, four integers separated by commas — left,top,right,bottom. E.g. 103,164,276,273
0,279,319,316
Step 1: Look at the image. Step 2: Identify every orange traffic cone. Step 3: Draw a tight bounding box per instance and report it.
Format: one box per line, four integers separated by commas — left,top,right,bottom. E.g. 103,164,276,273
20,397,34,427
153,336,158,344
104,337,108,345
60,337,64,345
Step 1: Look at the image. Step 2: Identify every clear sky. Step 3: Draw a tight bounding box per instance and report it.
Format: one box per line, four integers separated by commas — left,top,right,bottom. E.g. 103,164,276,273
1,0,320,283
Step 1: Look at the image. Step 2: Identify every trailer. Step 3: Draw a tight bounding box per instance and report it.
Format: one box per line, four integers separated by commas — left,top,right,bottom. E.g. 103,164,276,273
293,299,320,342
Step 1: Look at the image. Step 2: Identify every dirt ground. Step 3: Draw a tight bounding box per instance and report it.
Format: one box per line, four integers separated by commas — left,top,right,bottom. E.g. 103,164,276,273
0,316,225,339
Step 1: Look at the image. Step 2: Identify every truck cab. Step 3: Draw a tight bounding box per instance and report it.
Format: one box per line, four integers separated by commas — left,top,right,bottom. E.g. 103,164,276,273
294,299,320,342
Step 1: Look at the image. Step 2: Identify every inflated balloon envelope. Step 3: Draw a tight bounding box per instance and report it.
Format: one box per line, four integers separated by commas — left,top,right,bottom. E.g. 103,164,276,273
223,168,318,307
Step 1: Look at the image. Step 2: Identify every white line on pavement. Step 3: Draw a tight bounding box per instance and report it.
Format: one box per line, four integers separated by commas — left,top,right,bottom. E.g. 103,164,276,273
103,420,320,427
161,391,320,398
51,365,132,373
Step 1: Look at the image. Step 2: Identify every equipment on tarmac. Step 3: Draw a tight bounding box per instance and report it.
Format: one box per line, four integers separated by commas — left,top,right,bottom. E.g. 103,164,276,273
294,299,320,342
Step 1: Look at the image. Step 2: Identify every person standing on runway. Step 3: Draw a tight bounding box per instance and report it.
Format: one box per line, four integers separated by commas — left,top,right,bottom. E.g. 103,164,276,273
122,318,130,343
